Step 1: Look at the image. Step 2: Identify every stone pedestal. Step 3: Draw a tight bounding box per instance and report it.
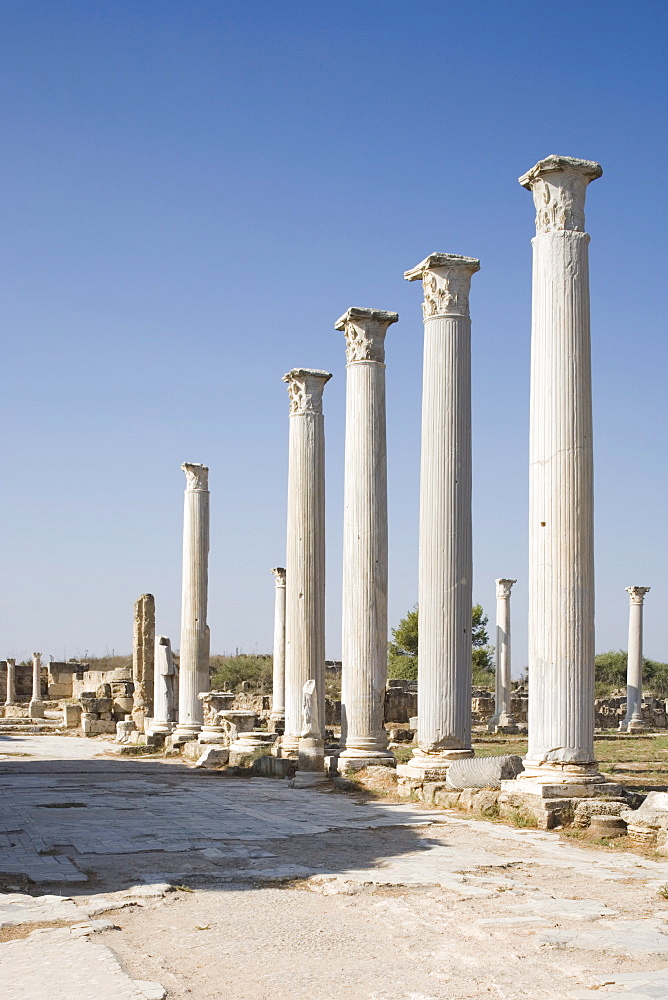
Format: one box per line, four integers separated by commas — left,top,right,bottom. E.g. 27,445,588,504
5,658,15,706
488,581,517,734
336,307,398,771
29,652,44,719
147,636,176,735
398,253,479,780
131,594,155,730
282,369,331,758
269,567,286,727
620,586,651,733
173,463,210,742
517,154,604,789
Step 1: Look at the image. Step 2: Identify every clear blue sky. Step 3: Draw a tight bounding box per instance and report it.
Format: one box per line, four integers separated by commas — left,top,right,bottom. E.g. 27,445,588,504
1,1,666,669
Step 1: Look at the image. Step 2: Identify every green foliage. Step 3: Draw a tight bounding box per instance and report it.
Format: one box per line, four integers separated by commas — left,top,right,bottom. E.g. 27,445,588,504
210,654,273,692
387,604,495,684
595,650,668,698
387,606,419,679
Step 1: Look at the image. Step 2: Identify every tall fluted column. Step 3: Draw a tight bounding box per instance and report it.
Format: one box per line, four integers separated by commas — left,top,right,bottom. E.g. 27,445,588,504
270,567,287,728
620,587,651,733
282,369,331,757
173,463,210,741
488,581,517,733
30,652,44,719
149,636,176,735
399,253,479,780
5,659,16,706
519,155,603,785
336,307,398,769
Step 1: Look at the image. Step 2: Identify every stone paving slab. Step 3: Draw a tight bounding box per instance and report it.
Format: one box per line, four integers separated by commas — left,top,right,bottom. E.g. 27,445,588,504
0,927,165,1000
568,968,668,998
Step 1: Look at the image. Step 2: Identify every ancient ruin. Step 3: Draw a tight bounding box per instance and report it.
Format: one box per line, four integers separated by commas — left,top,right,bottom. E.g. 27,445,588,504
281,368,331,759
399,253,479,780
620,586,651,732
336,307,398,771
173,462,210,742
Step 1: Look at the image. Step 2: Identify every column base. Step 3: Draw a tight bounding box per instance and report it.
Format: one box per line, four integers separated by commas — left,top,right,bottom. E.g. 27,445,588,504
146,721,173,736
268,714,285,735
337,750,396,774
396,747,474,781
276,734,300,759
29,700,45,719
199,725,228,744
171,724,202,743
619,718,649,734
291,771,330,789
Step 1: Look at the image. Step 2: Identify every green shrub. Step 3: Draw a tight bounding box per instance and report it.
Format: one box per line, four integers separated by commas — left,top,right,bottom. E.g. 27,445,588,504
210,654,273,693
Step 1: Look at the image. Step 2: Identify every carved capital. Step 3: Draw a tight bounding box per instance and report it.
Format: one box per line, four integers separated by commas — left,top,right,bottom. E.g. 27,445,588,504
32,652,42,665
181,462,209,491
626,586,650,605
519,154,602,235
6,659,15,667
283,368,332,415
495,579,517,600
334,307,398,364
271,567,286,588
404,253,480,320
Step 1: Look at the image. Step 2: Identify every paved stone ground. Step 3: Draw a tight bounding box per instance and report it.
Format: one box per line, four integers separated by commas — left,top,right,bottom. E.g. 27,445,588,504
3,734,668,999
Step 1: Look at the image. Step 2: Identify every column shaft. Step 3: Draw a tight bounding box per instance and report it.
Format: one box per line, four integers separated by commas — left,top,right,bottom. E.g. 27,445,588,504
174,464,210,740
489,580,516,732
282,369,331,756
5,659,15,706
337,308,398,765
270,568,286,722
400,254,479,779
622,587,650,731
520,155,603,782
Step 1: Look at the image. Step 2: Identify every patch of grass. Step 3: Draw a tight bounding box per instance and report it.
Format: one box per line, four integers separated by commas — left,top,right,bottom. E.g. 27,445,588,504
173,884,194,893
509,808,538,829
392,746,413,764
118,745,164,756
657,884,668,899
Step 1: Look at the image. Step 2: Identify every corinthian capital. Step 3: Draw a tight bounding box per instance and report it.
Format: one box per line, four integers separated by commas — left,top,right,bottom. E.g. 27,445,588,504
626,586,650,605
182,462,209,491
404,253,480,320
271,566,286,588
495,579,517,600
519,154,602,235
334,307,398,364
283,368,332,415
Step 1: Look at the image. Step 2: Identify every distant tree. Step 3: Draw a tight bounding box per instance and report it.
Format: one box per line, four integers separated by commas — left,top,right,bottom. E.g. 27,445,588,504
387,606,419,679
210,654,273,693
595,650,668,698
387,604,494,685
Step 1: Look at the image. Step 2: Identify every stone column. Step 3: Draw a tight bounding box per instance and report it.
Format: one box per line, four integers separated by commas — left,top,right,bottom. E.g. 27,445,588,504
335,307,398,770
5,659,16,706
131,593,155,730
173,463,210,741
30,652,44,719
399,254,479,780
149,636,176,735
518,155,604,786
282,369,331,757
269,567,286,729
620,587,651,733
488,580,517,733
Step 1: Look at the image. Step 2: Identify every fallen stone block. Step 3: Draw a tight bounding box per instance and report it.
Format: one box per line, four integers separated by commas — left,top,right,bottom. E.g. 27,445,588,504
446,754,524,790
195,745,229,769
